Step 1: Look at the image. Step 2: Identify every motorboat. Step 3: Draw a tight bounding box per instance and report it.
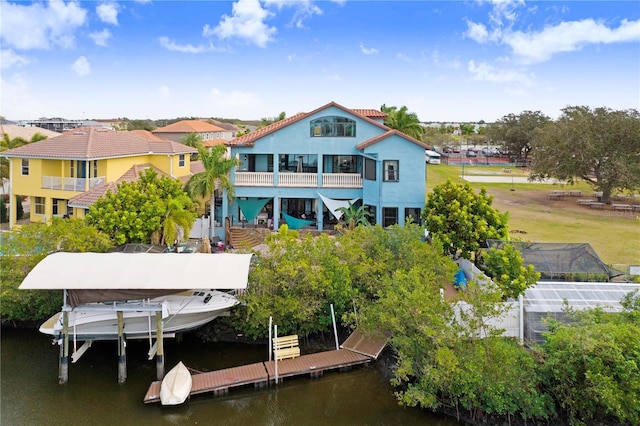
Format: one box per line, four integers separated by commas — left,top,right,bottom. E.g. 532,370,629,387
160,361,193,405
39,289,239,342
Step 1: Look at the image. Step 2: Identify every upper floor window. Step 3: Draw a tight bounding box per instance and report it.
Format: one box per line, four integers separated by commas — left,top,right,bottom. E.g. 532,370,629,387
179,154,185,167
310,116,356,137
383,160,399,182
21,159,29,175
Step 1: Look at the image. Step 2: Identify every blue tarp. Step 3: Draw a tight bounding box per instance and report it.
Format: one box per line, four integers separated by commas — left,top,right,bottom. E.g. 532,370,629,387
454,269,467,290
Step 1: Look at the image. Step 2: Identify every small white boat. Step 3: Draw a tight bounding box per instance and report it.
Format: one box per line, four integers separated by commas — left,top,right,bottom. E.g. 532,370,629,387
39,289,239,342
160,361,192,405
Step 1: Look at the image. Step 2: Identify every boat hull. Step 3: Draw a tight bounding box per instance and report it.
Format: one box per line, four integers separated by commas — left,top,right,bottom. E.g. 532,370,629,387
160,361,192,405
40,290,238,342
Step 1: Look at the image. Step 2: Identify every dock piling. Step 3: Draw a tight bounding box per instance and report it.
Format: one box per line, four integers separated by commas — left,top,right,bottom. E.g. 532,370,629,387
156,310,165,380
59,309,69,384
117,311,127,383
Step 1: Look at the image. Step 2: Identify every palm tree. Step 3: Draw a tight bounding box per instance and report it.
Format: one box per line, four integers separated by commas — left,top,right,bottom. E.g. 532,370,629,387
185,144,240,238
158,194,197,246
180,132,204,149
381,104,425,140
336,202,371,231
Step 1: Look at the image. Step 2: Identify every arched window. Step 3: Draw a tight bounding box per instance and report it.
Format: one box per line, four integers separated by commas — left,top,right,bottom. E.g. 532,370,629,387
310,116,356,137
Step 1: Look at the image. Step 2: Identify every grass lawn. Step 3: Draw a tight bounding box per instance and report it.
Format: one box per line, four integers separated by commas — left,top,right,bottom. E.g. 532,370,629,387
426,164,640,268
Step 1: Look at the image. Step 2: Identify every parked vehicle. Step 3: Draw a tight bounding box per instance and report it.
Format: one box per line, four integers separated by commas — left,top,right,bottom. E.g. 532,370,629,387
425,150,441,164
465,150,477,158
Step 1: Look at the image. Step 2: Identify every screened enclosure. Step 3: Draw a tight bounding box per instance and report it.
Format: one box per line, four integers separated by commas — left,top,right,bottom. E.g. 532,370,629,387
486,240,616,280
522,281,640,343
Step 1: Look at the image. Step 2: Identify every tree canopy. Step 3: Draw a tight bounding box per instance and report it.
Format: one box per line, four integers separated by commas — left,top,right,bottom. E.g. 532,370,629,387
0,218,113,322
381,104,425,140
236,223,456,339
422,179,509,260
86,169,196,245
530,106,640,203
180,132,204,150
487,111,550,161
480,243,540,300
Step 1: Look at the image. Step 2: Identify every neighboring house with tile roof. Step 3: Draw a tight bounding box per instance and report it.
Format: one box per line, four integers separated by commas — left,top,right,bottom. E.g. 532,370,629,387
1,124,61,140
2,128,197,228
217,101,428,240
153,119,228,144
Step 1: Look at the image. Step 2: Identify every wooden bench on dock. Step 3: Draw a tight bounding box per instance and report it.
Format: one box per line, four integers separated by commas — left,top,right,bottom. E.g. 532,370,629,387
273,335,300,361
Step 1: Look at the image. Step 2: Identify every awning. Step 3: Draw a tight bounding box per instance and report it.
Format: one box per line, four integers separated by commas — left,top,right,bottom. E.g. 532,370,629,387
281,211,315,230
19,252,253,290
237,198,272,222
318,193,360,220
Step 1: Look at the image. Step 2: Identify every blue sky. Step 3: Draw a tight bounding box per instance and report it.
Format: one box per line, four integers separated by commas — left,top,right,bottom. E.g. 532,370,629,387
1,0,639,122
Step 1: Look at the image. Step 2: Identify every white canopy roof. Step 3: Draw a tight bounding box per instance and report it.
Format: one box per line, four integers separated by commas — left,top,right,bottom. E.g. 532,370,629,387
19,252,253,290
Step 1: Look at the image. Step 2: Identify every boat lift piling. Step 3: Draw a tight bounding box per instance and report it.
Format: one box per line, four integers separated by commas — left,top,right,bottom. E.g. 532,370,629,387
59,305,70,384
156,310,165,380
117,311,127,383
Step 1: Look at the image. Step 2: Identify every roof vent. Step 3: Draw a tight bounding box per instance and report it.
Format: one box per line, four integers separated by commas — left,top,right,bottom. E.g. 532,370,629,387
72,131,86,135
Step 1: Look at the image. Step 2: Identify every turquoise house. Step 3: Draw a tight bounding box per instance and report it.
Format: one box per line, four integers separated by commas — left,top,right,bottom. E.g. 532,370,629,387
218,101,429,236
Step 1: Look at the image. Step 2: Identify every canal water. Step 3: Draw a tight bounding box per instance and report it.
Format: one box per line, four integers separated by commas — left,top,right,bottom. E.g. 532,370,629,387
1,327,461,426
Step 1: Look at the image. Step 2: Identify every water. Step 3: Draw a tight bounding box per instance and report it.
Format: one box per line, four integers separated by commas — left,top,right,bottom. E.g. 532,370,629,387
1,327,460,426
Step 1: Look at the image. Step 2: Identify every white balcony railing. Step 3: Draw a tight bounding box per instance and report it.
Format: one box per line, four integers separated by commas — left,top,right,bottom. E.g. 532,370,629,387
321,173,362,188
234,171,362,188
278,172,318,187
235,172,274,186
42,176,106,191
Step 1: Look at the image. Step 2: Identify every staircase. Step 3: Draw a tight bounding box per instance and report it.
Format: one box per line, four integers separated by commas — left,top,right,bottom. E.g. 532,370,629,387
228,227,264,249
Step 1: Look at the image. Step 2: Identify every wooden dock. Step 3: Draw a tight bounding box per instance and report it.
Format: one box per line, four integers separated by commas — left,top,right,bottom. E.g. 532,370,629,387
143,329,387,404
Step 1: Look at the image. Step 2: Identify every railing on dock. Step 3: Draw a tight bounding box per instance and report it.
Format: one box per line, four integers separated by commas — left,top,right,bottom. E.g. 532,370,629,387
143,329,387,404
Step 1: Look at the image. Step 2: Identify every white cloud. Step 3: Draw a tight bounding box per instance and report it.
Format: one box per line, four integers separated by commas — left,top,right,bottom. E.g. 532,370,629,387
71,56,91,77
360,43,378,55
0,1,87,50
1,49,31,69
209,88,260,108
396,52,410,62
264,0,323,29
504,18,640,64
204,0,277,47
158,37,213,54
468,60,533,85
89,29,112,47
465,20,490,43
96,3,119,26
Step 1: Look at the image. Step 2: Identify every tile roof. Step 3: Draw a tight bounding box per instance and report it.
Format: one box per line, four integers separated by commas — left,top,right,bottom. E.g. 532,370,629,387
226,101,419,150
227,113,307,147
207,119,239,131
351,109,388,119
0,124,60,140
68,164,166,208
357,129,430,151
1,127,197,159
153,120,226,133
202,139,228,148
130,129,172,141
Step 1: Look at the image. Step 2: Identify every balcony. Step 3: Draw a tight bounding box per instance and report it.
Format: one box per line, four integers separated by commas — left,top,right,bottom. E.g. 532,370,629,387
42,176,106,191
235,172,362,188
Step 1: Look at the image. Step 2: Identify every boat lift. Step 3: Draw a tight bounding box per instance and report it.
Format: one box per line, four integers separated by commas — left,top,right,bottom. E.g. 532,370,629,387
19,252,253,385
